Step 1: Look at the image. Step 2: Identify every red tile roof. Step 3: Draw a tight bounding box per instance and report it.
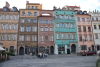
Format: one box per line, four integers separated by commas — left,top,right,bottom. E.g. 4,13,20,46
67,6,79,8
0,8,3,11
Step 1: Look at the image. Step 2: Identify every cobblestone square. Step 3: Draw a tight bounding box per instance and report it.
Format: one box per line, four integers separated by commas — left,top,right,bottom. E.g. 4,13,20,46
0,54,96,67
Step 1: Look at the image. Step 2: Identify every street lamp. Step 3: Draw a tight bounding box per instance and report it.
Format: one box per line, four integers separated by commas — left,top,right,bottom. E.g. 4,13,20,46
81,39,86,52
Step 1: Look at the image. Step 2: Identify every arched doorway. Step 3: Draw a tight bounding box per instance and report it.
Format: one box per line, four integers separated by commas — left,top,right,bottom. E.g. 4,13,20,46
19,47,24,55
71,44,76,53
50,46,54,54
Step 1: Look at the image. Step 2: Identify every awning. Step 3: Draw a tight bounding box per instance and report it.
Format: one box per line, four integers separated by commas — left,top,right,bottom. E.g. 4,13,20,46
0,46,5,51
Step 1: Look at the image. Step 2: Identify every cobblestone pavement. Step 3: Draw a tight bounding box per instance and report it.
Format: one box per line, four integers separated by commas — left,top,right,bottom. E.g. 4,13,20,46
0,54,96,67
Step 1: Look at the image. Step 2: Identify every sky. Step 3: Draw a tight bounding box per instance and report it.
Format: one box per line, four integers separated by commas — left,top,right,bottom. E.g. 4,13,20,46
0,0,100,12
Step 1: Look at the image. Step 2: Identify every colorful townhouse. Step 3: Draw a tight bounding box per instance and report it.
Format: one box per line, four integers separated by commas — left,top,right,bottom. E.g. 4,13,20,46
53,6,78,54
38,10,54,54
0,2,19,55
75,10,94,52
17,1,42,55
89,10,100,51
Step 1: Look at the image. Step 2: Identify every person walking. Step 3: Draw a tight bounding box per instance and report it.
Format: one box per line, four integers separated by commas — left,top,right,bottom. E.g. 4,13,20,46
96,50,100,67
39,52,42,59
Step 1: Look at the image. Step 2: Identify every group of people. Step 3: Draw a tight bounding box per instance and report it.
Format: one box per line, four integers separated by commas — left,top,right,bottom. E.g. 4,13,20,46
38,52,45,59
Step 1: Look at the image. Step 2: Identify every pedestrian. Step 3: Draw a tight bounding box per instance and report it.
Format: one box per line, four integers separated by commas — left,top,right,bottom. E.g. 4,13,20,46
39,52,42,59
96,50,100,67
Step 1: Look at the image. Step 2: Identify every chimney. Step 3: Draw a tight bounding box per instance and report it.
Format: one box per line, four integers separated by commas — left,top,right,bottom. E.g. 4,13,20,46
26,1,29,4
5,2,10,8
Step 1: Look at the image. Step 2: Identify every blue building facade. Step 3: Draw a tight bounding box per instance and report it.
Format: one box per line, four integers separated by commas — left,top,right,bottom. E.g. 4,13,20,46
54,8,78,54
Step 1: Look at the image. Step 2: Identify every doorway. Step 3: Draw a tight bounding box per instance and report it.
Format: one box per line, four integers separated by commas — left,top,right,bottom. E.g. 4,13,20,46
50,46,54,54
19,47,24,55
71,44,76,53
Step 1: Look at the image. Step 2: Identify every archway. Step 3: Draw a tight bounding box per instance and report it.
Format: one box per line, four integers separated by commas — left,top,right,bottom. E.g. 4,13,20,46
19,47,24,55
39,46,45,52
71,44,76,53
50,46,54,54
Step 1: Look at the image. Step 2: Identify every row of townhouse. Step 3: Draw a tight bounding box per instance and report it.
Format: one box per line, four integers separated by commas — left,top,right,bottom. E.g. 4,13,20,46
0,1,100,55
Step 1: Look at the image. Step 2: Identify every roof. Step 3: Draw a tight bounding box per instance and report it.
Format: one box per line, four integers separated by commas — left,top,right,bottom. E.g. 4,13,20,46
0,8,3,11
26,3,40,5
67,6,79,8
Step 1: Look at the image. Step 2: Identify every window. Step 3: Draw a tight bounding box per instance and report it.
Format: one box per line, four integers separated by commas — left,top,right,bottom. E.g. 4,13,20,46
32,26,37,32
28,6,30,9
14,24,17,30
40,20,43,24
21,19,24,23
50,36,53,41
61,23,65,28
28,12,31,16
0,15,2,20
68,23,70,28
32,6,34,9
13,7,16,11
27,19,30,23
19,35,24,41
62,33,65,39
88,27,91,32
7,35,10,40
66,23,68,28
34,12,37,16
45,20,48,24
45,27,48,31
92,18,94,20
26,35,30,41
77,17,80,21
66,33,68,39
84,36,87,41
96,18,98,21
9,15,12,20
20,26,24,32
72,34,75,39
50,20,53,24
36,6,38,9
40,36,44,41
45,36,48,41
1,34,5,40
32,36,37,41
56,23,60,28
94,25,96,29
22,12,25,16
70,24,73,28
40,27,44,31
4,15,7,20
72,24,74,28
60,15,63,19
56,15,59,19
87,18,90,22
83,26,86,32
57,34,60,39
2,24,6,30
79,36,82,41
13,34,16,40
50,27,53,31
66,15,68,19
3,7,7,11
14,15,18,20
81,45,87,50
26,26,31,32
69,16,71,19
68,34,70,39
82,18,85,22
33,19,37,23
8,24,12,30
95,34,98,39
99,25,100,29
90,36,92,41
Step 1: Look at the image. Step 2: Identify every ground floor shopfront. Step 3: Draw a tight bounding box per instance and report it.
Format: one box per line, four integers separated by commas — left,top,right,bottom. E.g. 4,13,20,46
54,42,78,54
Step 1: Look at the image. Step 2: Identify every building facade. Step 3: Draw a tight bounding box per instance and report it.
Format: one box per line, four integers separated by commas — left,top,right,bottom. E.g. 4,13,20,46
76,10,94,52
17,1,42,55
0,2,19,55
38,10,54,54
53,7,78,54
89,10,100,51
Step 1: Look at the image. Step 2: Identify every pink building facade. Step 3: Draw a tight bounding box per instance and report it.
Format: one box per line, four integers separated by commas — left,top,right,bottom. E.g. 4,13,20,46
75,11,94,52
38,10,54,54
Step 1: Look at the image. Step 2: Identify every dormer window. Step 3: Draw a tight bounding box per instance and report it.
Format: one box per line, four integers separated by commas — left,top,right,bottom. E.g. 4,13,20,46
13,7,16,11
75,11,77,14
80,11,82,14
28,6,30,9
3,7,7,11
